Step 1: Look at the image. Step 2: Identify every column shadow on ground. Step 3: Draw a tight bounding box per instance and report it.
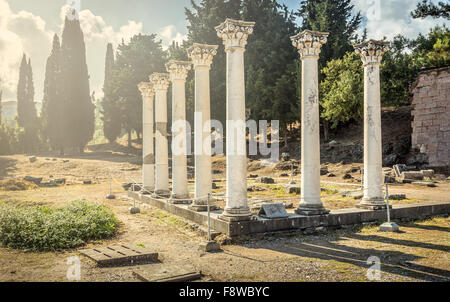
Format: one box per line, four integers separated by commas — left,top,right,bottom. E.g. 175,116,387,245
256,236,449,282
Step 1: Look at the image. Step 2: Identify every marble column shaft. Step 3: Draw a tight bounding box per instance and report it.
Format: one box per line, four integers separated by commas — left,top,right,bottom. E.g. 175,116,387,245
216,19,255,221
138,82,155,193
166,60,192,201
188,43,219,211
291,30,330,216
355,40,390,207
150,73,171,198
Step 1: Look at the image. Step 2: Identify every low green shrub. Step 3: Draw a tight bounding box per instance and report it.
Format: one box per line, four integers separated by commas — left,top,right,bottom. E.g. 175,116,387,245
0,200,119,251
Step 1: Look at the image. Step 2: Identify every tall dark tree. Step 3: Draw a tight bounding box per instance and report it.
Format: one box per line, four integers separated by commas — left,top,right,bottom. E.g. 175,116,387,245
101,43,122,143
0,90,2,126
296,0,362,141
185,0,242,126
60,15,95,153
412,0,450,20
242,0,299,145
42,34,66,154
16,54,38,153
297,0,362,74
16,54,29,128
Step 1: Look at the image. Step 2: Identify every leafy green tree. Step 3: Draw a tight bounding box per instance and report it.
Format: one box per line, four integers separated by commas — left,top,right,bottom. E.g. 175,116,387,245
411,25,450,68
101,43,122,143
411,0,449,20
320,52,363,129
60,15,95,153
112,34,167,146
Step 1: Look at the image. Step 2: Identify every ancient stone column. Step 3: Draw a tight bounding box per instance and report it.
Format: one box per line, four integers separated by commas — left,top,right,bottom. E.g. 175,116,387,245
149,73,171,198
354,40,390,209
138,82,155,194
166,60,191,202
291,30,330,216
216,19,255,221
187,43,219,212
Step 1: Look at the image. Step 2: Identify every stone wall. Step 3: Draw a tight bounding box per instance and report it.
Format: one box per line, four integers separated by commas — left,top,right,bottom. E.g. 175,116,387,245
411,67,450,168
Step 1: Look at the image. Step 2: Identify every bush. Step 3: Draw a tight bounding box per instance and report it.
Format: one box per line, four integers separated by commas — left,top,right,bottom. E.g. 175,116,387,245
0,200,119,251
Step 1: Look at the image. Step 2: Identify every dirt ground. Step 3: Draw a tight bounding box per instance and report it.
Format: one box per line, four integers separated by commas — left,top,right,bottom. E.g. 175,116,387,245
0,152,449,282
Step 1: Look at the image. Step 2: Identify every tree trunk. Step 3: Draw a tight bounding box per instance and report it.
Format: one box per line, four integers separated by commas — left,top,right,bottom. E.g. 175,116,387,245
127,130,132,148
323,119,330,143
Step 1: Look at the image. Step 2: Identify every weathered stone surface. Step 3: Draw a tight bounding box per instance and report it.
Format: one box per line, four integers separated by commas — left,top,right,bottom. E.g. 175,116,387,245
24,176,42,185
79,244,158,267
379,222,400,232
260,177,275,184
284,185,301,194
411,67,450,168
258,204,289,219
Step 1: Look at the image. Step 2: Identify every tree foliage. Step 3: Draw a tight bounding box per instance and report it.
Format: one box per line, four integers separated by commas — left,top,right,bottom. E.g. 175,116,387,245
411,0,450,20
320,52,363,128
60,16,95,153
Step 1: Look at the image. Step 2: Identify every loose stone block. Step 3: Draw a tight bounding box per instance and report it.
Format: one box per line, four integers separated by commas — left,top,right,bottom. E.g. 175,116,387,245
258,204,289,219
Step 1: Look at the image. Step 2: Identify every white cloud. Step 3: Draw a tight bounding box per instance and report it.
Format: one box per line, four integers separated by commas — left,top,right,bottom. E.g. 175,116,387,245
0,0,53,103
353,0,449,40
159,25,187,49
0,2,144,104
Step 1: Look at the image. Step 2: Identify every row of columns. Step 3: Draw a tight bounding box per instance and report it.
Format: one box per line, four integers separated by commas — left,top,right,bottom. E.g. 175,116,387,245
138,19,390,221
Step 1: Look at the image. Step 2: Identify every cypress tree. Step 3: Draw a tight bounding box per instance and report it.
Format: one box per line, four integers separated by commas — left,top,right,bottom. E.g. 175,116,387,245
60,14,95,153
16,54,28,128
101,43,122,143
42,34,65,154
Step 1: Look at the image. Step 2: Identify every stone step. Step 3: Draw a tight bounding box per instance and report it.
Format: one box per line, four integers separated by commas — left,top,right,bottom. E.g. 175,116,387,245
79,244,158,267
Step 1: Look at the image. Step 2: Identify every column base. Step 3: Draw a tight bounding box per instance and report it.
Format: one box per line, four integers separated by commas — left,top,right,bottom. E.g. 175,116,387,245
357,197,388,210
189,204,220,212
295,205,330,216
219,208,252,222
141,187,154,195
152,190,171,199
169,194,192,205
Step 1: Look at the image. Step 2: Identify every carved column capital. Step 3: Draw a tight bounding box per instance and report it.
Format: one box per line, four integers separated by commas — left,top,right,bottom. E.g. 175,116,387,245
354,40,390,66
215,18,255,51
291,30,329,59
138,82,154,98
166,60,192,81
188,43,218,69
149,73,170,91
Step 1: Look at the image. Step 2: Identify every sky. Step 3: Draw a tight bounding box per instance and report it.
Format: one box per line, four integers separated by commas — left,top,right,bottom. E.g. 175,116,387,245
0,0,448,105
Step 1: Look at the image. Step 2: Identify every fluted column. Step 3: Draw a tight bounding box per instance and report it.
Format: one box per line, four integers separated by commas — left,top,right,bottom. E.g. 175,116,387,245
166,60,191,202
187,43,219,212
150,73,171,198
355,40,390,209
216,19,255,221
138,82,155,194
291,30,330,216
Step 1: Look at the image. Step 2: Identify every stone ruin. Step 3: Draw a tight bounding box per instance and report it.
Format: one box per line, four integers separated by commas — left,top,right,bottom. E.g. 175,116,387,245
130,19,449,236
411,66,450,172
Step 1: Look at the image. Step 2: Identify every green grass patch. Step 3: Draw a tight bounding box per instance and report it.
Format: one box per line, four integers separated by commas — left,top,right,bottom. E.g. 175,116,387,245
0,200,119,251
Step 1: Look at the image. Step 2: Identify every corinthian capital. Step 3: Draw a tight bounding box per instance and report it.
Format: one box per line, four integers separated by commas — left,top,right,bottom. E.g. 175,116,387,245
138,82,154,98
166,60,192,81
188,43,218,69
215,18,255,51
354,40,390,66
291,30,329,59
149,73,170,91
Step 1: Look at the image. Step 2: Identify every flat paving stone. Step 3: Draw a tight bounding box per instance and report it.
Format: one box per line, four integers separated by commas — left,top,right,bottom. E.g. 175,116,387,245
79,244,158,267
133,264,201,282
